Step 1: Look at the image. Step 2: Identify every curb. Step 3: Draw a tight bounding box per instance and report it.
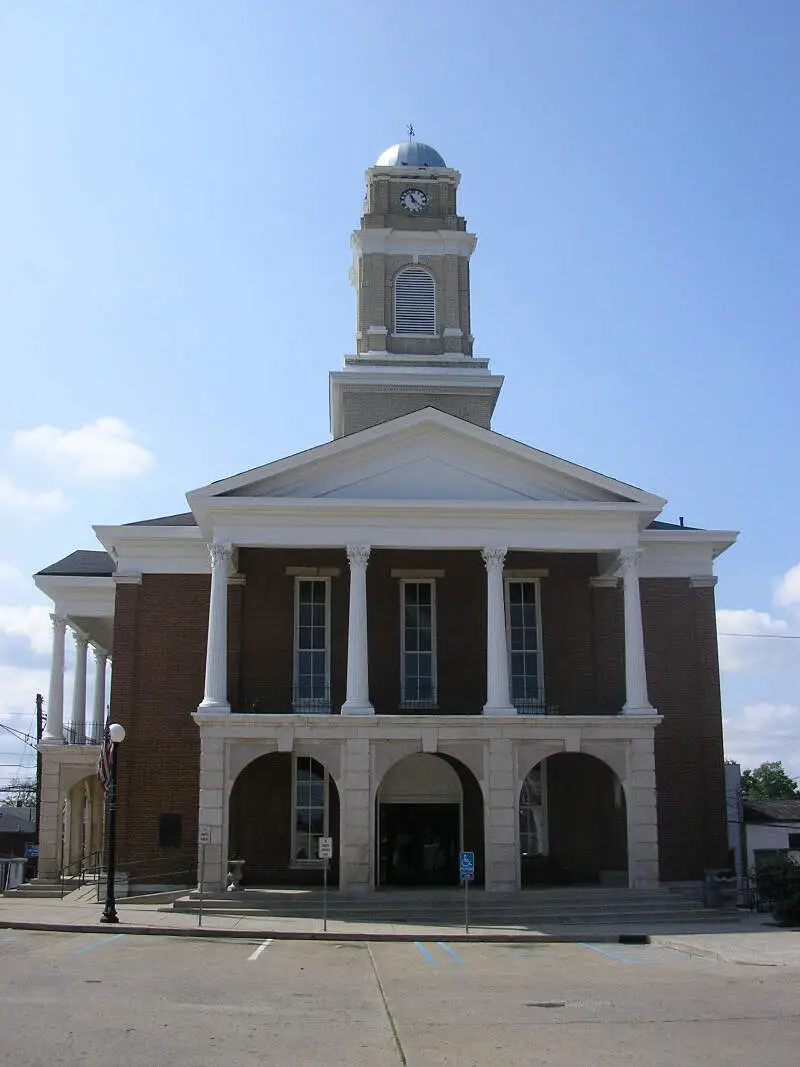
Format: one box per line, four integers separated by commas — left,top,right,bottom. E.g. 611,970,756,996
0,919,633,944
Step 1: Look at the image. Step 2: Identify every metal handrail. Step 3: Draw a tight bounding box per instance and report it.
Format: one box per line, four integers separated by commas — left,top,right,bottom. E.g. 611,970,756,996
59,849,103,898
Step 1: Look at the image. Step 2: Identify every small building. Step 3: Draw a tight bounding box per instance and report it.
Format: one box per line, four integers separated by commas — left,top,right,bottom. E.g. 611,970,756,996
743,799,800,873
33,138,737,895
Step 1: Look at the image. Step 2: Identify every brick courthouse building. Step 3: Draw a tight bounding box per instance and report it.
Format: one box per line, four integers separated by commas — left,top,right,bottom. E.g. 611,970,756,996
35,139,737,894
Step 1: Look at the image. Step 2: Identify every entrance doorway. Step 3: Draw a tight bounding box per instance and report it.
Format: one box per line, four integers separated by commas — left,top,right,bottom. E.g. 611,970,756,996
376,752,467,888
379,803,459,886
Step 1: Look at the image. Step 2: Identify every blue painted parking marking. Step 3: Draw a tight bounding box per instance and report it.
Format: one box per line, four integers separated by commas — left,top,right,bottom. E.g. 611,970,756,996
437,941,464,964
414,941,435,965
73,933,126,955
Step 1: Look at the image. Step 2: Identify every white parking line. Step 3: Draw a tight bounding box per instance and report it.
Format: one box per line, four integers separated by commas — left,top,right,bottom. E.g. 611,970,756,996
247,939,273,961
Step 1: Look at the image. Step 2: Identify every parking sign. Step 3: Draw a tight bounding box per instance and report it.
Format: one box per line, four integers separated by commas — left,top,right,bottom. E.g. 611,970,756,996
459,850,475,881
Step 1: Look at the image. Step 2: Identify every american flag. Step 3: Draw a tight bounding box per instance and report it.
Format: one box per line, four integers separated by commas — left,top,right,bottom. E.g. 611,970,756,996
97,721,113,795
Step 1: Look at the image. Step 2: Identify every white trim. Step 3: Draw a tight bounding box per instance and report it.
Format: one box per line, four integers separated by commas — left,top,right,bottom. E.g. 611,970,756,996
399,578,438,707
352,227,475,259
293,577,331,712
504,577,545,713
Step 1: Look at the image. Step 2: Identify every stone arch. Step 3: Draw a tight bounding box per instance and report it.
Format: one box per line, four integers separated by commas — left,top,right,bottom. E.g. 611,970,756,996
518,752,627,888
62,772,104,871
375,751,484,887
228,751,340,887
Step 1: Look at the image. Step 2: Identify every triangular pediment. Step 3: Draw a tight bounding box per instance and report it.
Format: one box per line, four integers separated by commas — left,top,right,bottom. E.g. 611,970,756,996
188,409,664,510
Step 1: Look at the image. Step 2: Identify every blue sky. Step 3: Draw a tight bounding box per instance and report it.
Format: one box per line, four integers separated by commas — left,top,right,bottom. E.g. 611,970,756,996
1,1,798,789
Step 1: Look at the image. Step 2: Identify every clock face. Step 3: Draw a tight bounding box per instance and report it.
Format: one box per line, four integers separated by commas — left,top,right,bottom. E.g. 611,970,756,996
400,188,428,214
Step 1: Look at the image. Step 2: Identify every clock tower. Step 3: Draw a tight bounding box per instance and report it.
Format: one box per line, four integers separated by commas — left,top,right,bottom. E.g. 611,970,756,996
329,138,504,439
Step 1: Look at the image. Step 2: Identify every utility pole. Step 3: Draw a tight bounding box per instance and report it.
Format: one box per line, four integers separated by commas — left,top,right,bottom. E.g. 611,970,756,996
35,694,43,855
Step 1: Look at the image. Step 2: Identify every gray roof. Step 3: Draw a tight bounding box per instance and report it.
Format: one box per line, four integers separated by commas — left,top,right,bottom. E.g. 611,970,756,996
375,141,447,168
124,511,197,527
36,550,115,578
0,808,36,834
743,799,800,823
647,520,699,531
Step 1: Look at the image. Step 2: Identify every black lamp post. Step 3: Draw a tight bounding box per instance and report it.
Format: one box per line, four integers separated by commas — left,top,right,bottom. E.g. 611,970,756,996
100,723,125,924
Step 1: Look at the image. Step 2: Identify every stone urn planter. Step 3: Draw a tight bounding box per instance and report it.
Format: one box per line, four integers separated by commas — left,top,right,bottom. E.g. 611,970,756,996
226,858,245,892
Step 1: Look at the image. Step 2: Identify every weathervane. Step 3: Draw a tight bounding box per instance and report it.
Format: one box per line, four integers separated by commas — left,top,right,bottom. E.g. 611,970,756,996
407,123,415,139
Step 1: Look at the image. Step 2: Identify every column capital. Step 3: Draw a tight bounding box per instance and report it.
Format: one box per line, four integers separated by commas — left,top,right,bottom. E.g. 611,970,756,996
72,630,89,649
50,613,68,633
208,542,234,569
91,644,108,663
481,546,508,571
346,544,371,569
618,548,643,574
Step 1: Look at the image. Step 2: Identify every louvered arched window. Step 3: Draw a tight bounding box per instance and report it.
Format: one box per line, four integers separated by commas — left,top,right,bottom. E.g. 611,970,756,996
394,267,436,335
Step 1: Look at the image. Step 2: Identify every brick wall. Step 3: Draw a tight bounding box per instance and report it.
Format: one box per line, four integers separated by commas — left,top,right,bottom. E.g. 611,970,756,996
111,574,208,884
109,551,727,884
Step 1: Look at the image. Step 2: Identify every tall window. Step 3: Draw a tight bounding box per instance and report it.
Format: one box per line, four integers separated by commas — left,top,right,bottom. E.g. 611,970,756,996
519,764,547,858
294,578,330,709
401,580,436,706
506,580,543,713
292,756,328,864
394,266,436,335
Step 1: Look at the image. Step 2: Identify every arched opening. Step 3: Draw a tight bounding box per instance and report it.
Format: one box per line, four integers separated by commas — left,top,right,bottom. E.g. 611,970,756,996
62,773,105,872
376,752,484,887
520,753,627,888
228,752,340,887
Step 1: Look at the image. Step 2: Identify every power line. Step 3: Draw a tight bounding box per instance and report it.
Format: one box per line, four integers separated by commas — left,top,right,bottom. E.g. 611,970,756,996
718,632,800,639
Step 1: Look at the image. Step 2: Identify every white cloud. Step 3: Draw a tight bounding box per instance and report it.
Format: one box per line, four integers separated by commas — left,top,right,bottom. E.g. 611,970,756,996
0,476,66,516
0,604,53,659
724,703,800,777
775,563,800,610
11,417,154,482
717,608,794,672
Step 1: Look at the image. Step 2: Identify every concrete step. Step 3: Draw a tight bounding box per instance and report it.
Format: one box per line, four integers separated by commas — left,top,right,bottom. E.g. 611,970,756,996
170,887,733,926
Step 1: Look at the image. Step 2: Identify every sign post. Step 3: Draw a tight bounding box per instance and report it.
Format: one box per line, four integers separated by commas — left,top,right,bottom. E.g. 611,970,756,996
198,826,211,929
318,836,333,933
459,851,475,934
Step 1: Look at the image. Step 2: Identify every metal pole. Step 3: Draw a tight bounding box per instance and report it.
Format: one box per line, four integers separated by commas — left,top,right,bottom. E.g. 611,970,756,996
198,844,205,928
323,858,328,933
465,877,469,935
100,742,119,924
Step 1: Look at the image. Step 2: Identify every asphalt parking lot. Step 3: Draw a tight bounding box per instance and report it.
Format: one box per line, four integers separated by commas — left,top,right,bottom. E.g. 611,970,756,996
2,931,800,1066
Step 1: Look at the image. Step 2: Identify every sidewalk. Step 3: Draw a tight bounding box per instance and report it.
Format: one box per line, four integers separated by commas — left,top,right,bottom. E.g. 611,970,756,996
2,894,796,958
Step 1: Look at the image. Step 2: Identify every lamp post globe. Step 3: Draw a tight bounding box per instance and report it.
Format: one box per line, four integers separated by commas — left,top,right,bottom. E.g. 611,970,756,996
100,724,125,924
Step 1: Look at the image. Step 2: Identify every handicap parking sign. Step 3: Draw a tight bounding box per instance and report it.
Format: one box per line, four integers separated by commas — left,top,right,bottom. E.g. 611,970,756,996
459,850,475,881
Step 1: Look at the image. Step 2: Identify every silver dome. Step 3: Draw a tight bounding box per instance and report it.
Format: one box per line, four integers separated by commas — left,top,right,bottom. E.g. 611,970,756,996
375,141,446,168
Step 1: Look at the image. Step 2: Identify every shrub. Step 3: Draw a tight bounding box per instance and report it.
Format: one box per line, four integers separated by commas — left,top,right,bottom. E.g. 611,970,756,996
753,856,800,926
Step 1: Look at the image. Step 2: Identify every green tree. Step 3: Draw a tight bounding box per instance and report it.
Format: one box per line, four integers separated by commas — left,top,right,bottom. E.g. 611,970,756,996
741,761,799,800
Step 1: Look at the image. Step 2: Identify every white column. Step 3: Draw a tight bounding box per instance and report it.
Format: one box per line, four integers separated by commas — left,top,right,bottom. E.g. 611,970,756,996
625,735,660,887
198,542,234,712
42,614,67,745
90,646,108,743
482,547,515,716
341,544,374,715
71,631,88,742
620,549,656,715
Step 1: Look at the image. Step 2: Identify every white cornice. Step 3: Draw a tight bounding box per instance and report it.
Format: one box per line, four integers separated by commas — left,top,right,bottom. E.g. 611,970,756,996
351,228,476,258
639,528,738,559
366,165,461,187
33,574,116,616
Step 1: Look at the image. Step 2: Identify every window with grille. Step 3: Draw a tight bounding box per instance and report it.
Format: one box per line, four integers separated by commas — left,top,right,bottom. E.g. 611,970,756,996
294,578,330,708
292,756,328,863
506,581,543,712
401,580,436,705
394,266,436,335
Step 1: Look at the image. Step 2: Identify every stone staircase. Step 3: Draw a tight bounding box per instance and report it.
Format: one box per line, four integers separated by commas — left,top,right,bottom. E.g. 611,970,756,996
170,885,737,928
3,877,75,900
